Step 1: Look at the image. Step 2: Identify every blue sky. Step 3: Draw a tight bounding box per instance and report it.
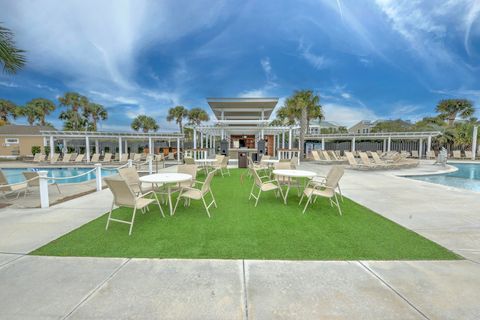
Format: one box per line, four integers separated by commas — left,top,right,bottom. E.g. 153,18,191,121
1,0,480,131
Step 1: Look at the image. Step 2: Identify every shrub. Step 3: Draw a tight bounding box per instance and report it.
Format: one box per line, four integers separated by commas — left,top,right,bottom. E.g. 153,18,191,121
31,146,41,155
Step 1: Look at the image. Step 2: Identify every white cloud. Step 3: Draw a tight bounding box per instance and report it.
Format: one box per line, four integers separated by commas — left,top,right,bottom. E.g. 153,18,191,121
238,89,267,98
298,40,331,70
323,103,379,127
0,81,19,88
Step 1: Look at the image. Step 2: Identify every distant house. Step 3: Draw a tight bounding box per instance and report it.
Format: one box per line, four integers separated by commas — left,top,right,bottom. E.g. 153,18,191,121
307,120,346,134
0,125,54,157
348,120,384,134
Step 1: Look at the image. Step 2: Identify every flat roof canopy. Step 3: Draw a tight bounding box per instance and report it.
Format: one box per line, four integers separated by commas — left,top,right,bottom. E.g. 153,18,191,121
207,97,279,121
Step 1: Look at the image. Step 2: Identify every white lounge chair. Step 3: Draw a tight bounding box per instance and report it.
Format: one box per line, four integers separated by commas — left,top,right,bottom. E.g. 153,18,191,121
74,154,85,162
61,153,72,163
90,153,100,163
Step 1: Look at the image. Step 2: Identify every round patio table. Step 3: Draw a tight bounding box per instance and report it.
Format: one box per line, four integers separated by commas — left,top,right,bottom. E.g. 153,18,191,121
194,158,218,173
272,169,317,204
140,173,192,216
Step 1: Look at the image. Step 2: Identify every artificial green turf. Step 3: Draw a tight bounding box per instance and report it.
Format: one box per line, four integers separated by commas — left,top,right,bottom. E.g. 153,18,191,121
32,169,459,260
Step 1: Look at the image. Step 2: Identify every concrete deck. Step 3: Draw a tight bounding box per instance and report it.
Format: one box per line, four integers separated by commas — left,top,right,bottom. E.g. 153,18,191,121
0,161,479,319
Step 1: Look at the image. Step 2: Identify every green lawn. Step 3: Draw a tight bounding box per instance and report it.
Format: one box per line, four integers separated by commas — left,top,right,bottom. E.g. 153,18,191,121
32,169,459,260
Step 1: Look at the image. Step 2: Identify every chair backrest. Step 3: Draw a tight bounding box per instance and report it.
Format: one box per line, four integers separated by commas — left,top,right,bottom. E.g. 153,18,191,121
22,171,39,187
274,161,291,169
322,150,331,161
260,155,270,163
221,156,229,167
311,150,321,161
103,153,112,162
118,167,141,194
0,170,8,185
51,153,60,162
39,154,46,162
120,154,128,162
344,152,357,166
290,156,298,168
251,167,263,187
215,154,225,164
184,157,195,165
371,152,384,165
62,153,72,162
133,153,142,161
465,151,472,158
104,177,137,207
328,151,338,160
325,166,344,190
358,152,372,165
178,164,197,181
70,153,77,161
91,153,100,162
33,153,41,161
453,150,461,158
201,170,216,194
75,154,84,162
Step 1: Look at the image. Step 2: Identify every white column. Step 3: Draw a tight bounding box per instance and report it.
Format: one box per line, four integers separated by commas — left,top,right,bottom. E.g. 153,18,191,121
177,137,181,163
124,139,128,155
351,137,356,152
273,134,276,157
95,163,102,191
148,137,153,155
148,157,153,174
193,129,197,159
288,129,292,150
200,132,204,148
49,136,54,160
419,138,423,159
472,126,478,160
63,139,67,152
85,136,90,162
118,137,122,159
261,129,264,139
321,137,325,151
282,131,285,149
38,171,49,208
427,135,432,153
383,139,387,152
387,137,391,152
95,139,99,154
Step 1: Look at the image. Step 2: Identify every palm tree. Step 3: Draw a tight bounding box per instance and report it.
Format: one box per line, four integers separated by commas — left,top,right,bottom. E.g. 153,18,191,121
188,108,210,126
0,99,18,123
84,103,107,131
58,92,89,130
0,24,26,74
25,98,55,126
131,115,159,133
436,99,475,126
167,105,189,133
18,104,38,125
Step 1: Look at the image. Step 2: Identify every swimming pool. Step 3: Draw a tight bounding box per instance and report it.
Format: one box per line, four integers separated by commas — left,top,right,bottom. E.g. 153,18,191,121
407,163,480,192
1,167,118,184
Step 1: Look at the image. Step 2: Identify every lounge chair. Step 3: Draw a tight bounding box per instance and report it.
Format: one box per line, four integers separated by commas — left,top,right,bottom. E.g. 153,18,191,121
411,150,419,158
61,153,72,163
70,153,78,162
74,154,85,162
118,167,153,195
358,152,378,168
465,151,473,159
133,153,142,162
104,177,163,236
311,150,322,161
120,154,128,162
167,153,175,160
426,151,436,159
328,150,339,160
321,150,332,161
32,153,45,162
344,152,372,170
173,170,217,217
452,150,462,159
248,167,283,207
129,153,135,160
90,153,100,163
22,171,61,196
299,165,344,215
49,153,60,164
0,170,28,199
102,153,112,162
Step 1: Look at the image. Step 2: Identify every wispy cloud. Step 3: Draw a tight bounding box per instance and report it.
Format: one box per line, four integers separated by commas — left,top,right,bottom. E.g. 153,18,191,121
0,81,19,88
298,39,331,70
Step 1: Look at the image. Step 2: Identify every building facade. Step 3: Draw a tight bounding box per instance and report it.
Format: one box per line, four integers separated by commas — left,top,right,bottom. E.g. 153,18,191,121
0,125,53,157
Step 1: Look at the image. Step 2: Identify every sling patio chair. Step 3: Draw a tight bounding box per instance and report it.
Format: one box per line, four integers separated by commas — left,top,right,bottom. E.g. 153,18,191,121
344,152,372,170
74,154,85,162
213,156,231,177
452,150,462,159
119,153,128,162
249,167,284,207
426,150,436,160
61,153,72,163
49,153,60,164
0,170,28,199
465,151,473,159
102,153,113,162
358,152,380,168
411,150,419,158
104,177,163,235
118,167,153,196
184,157,195,165
32,153,44,162
311,150,322,161
69,153,78,162
299,165,344,215
177,164,198,188
90,153,101,163
173,169,217,217
133,153,142,162
22,171,61,196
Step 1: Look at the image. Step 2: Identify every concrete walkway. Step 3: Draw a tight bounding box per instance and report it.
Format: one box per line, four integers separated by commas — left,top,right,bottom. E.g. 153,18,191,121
0,163,479,319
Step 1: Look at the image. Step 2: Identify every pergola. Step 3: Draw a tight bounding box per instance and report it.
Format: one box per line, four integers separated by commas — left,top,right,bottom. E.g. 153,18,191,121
40,130,184,162
305,131,442,154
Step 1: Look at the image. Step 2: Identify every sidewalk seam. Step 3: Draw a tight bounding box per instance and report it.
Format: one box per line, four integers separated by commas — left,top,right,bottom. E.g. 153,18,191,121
62,258,131,320
242,260,249,320
358,261,430,320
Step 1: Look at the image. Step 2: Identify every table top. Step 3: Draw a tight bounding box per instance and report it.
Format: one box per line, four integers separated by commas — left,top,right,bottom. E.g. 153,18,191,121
139,173,192,184
194,159,218,163
262,159,279,163
272,169,317,178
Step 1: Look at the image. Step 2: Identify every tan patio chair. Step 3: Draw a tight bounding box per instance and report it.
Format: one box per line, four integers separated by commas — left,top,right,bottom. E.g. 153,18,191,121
177,164,198,188
49,153,60,164
321,150,332,161
299,165,344,215
74,154,85,162
465,151,473,159
249,167,284,207
290,156,298,168
358,152,377,167
218,156,231,177
311,150,322,161
120,153,128,162
32,153,43,162
104,177,163,235
184,157,195,165
61,153,72,163
411,150,419,158
426,150,436,159
173,169,217,217
344,152,370,169
70,153,78,162
0,170,28,199
133,153,142,162
90,153,100,162
118,167,153,195
452,150,462,159
102,153,112,162
22,171,61,196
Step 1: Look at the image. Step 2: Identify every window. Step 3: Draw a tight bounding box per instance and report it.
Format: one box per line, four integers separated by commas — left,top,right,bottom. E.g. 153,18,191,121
5,138,19,144
357,129,360,133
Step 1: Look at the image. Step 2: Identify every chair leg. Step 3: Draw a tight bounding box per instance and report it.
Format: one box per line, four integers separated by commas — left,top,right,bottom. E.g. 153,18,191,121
334,194,342,215
106,201,114,230
254,189,261,207
202,196,211,218
173,191,182,215
248,183,255,200
302,195,312,214
210,190,217,208
129,206,137,236
337,183,343,202
55,183,61,194
299,192,305,205
153,192,165,217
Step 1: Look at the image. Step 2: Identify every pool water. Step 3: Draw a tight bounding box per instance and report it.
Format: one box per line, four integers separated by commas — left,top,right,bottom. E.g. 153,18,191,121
1,167,117,184
407,163,480,192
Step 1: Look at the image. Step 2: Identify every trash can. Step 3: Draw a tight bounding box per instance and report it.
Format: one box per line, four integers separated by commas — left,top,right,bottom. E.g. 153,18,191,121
238,151,248,168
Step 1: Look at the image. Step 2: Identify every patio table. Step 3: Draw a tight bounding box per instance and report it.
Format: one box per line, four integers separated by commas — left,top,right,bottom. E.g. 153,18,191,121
194,159,218,173
261,159,280,167
140,173,192,216
272,169,317,204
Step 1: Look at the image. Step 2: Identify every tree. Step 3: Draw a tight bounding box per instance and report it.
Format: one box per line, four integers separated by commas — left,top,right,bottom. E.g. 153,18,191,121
131,115,159,133
25,98,55,126
58,92,89,130
188,108,210,126
0,99,18,123
83,103,107,131
371,119,413,133
0,24,26,74
18,104,37,125
167,105,189,133
435,99,475,126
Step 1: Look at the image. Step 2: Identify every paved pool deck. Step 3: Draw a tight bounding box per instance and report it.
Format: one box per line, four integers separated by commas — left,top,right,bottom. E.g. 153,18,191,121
0,161,479,319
